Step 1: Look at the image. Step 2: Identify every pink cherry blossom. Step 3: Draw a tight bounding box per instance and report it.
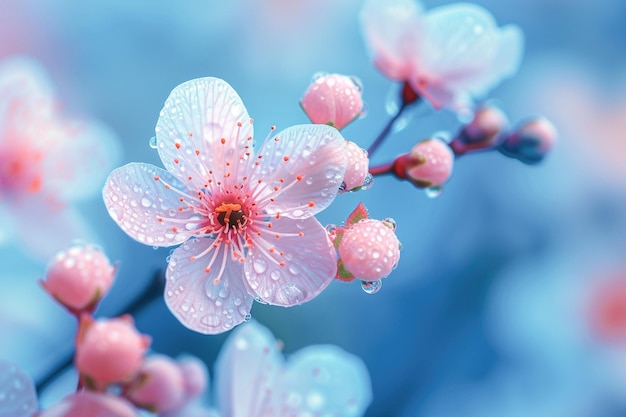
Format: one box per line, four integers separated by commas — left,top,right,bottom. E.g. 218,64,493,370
39,392,139,417
342,140,370,191
103,77,347,334
75,315,150,386
403,138,454,188
300,73,364,130
0,57,120,259
41,243,116,314
338,219,400,281
360,0,523,112
0,360,37,417
213,321,372,417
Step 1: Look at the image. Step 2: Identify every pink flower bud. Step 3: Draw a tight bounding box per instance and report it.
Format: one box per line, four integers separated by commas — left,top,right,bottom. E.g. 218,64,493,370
127,355,186,414
39,392,139,417
451,106,509,154
338,219,400,281
499,117,557,164
41,244,116,314
177,355,208,400
403,138,454,188
342,141,370,191
300,74,364,130
75,315,150,386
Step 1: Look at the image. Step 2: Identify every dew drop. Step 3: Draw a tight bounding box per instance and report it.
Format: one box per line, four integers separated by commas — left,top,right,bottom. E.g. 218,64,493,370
270,270,281,281
382,218,397,231
311,71,328,83
425,186,443,198
360,173,374,190
277,283,306,304
361,280,382,294
149,136,158,149
243,313,252,322
350,76,364,92
253,258,267,274
338,181,347,194
141,197,152,208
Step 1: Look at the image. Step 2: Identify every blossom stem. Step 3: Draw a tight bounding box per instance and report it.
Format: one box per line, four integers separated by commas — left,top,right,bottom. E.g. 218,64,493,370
35,269,165,394
366,82,420,157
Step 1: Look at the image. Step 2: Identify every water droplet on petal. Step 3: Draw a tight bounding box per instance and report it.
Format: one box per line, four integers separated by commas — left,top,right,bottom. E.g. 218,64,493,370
253,258,267,274
360,173,374,190
243,313,252,322
382,218,397,231
311,71,328,83
149,136,158,149
425,186,443,198
361,280,382,294
350,76,364,92
277,283,306,305
337,181,347,194
141,197,152,208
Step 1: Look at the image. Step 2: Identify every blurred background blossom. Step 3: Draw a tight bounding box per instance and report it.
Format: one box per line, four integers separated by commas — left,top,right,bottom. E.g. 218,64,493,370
1,0,625,416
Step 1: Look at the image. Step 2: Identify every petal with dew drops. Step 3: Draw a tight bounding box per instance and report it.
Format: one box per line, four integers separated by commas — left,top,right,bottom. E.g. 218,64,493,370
251,124,346,219
102,163,201,247
0,360,38,417
276,346,372,417
360,0,423,81
156,77,253,188
245,217,336,306
165,238,253,335
215,321,283,417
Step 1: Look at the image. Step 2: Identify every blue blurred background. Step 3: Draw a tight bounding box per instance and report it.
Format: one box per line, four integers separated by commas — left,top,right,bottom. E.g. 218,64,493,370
2,0,626,416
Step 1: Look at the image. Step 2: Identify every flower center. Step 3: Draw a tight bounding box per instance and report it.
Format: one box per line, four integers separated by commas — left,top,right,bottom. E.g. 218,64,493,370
215,202,246,230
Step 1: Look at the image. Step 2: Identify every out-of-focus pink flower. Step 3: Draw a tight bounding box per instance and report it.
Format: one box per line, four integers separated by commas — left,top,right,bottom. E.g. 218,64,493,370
213,321,372,417
75,315,150,386
0,57,120,259
450,105,510,155
338,218,400,282
177,355,209,400
588,275,626,343
41,243,116,314
126,355,186,414
39,392,138,417
0,360,38,417
499,117,557,164
300,73,364,130
360,0,523,112
342,140,370,191
402,138,454,188
103,77,347,334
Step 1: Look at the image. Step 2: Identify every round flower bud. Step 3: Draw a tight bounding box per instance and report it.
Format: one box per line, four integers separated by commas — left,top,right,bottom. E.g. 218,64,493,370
404,138,454,188
39,392,139,417
178,355,209,400
342,141,369,191
300,73,364,130
499,117,557,164
450,106,509,154
127,355,186,414
75,316,150,386
338,219,400,281
42,244,115,314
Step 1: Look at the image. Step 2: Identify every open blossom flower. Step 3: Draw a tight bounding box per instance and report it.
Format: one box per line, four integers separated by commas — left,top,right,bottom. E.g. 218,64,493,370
0,57,120,259
360,0,523,112
213,321,372,417
103,77,347,334
0,360,38,417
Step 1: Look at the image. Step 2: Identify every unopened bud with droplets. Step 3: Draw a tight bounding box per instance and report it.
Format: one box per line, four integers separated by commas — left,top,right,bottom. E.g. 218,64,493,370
450,106,509,155
338,219,400,282
41,243,116,315
342,140,370,191
499,117,557,164
394,138,454,188
75,315,151,387
300,73,364,130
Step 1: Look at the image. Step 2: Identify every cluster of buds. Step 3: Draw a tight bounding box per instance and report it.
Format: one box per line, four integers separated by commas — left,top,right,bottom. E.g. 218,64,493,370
37,243,210,416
